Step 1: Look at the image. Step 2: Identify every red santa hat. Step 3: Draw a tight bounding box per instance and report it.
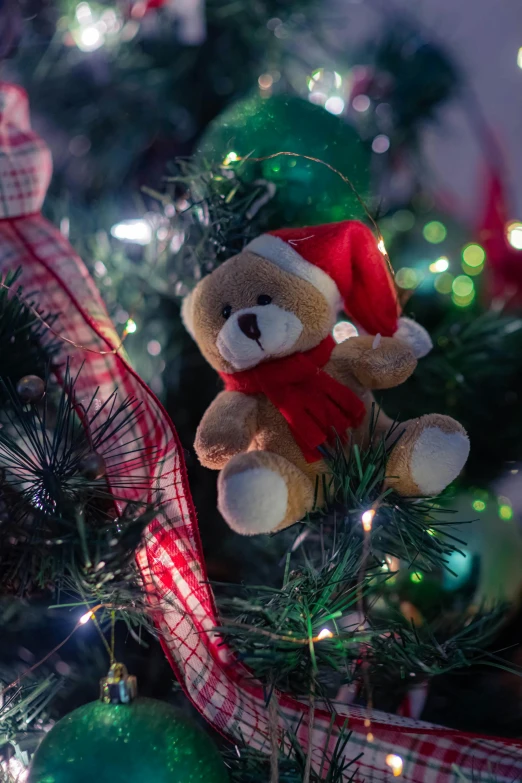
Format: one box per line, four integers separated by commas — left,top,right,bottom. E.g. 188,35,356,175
246,220,400,337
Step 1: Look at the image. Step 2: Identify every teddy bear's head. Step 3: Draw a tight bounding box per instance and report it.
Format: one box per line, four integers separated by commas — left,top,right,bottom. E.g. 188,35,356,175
182,221,431,373
182,249,337,373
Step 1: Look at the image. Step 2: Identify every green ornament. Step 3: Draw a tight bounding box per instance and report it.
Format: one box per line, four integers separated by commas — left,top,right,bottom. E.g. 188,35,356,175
197,93,371,226
28,697,228,783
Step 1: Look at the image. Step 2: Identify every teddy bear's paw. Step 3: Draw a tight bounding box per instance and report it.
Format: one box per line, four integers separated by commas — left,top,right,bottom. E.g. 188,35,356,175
217,451,314,535
385,414,469,497
395,317,433,359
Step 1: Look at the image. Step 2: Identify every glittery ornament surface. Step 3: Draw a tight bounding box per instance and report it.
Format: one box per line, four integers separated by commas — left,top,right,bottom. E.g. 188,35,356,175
28,698,228,783
198,93,371,226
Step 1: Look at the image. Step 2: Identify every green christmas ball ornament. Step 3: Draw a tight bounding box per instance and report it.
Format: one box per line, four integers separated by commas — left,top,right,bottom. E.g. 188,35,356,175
28,663,228,783
197,93,371,226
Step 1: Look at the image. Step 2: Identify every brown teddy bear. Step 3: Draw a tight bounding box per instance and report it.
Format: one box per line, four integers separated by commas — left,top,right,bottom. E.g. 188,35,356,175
182,220,469,535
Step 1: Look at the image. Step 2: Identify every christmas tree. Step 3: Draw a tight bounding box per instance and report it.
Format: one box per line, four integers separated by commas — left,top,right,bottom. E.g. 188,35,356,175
1,1,522,781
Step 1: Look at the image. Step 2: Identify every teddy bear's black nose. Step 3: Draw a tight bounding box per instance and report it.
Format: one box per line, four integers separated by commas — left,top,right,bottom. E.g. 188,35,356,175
238,313,262,341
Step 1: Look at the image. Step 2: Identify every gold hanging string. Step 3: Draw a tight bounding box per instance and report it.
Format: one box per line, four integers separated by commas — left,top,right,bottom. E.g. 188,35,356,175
0,603,118,699
0,281,130,356
231,150,398,289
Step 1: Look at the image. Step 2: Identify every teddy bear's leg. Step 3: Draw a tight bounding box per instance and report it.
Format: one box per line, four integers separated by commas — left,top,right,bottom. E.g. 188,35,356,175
385,414,469,496
217,451,315,535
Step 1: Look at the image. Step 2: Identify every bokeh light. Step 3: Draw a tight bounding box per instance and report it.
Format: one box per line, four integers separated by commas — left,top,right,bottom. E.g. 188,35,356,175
325,96,345,115
472,499,486,512
429,257,449,273
333,320,358,343
452,275,474,297
462,243,486,267
410,572,423,583
392,210,415,231
386,754,404,777
258,73,273,90
499,504,513,521
423,221,447,244
352,94,370,112
372,134,390,154
434,272,453,294
395,267,420,289
507,221,522,249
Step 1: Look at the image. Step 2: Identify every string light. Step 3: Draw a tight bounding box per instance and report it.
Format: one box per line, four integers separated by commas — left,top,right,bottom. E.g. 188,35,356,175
429,257,449,273
125,318,137,334
507,221,522,249
80,610,95,625
223,151,239,166
361,509,375,532
317,628,334,640
377,238,387,255
518,47,522,69
386,754,404,777
111,219,152,245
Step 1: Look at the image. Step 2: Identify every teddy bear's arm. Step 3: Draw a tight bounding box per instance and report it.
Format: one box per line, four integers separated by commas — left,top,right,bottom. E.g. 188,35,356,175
195,391,259,470
331,335,417,389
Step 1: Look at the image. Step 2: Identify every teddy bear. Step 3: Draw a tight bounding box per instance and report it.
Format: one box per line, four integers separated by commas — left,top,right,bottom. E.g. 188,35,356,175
182,220,469,536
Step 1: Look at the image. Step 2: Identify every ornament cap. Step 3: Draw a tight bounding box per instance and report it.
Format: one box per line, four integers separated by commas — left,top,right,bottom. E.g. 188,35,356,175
100,662,138,705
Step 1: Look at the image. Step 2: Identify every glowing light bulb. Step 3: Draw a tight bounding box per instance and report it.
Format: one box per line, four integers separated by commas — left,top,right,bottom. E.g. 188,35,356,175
507,221,522,249
429,256,449,273
361,509,375,532
518,47,522,69
472,499,486,512
77,25,104,51
125,318,137,334
377,238,387,255
80,610,94,624
111,219,152,245
325,96,345,115
386,754,404,777
317,628,333,640
223,151,239,166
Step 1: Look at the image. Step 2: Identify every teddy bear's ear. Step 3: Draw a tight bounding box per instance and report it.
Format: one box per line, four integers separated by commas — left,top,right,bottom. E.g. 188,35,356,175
181,290,196,340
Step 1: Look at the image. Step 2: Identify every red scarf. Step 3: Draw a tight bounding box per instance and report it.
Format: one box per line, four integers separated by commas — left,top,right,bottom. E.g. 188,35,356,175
219,335,366,462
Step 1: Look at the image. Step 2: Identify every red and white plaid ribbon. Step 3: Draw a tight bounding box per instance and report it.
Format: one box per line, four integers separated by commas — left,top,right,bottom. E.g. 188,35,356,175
1,81,521,782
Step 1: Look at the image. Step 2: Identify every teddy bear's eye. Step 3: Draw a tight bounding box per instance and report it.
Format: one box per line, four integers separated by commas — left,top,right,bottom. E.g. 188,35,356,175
222,304,232,319
257,295,272,306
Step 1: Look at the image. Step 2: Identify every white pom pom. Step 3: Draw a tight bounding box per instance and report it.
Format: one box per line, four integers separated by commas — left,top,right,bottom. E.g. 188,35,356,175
395,317,433,359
